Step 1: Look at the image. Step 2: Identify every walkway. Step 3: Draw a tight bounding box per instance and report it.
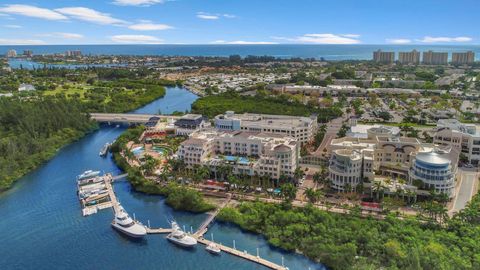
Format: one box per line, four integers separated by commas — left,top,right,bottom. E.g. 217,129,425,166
194,194,231,237
90,113,179,124
196,237,287,270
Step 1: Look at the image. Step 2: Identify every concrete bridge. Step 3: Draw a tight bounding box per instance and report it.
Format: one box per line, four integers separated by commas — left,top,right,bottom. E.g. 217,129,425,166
90,113,179,124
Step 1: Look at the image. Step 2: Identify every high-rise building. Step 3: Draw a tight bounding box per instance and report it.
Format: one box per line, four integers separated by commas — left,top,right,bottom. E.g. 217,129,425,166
6,49,17,58
373,50,395,64
451,51,475,65
23,50,33,57
422,50,448,65
65,50,82,57
398,50,420,64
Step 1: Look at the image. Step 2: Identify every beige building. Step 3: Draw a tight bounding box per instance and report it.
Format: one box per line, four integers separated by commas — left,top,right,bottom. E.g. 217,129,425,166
422,51,448,65
328,126,459,196
434,119,480,165
214,111,317,144
177,130,299,179
373,50,395,64
451,51,475,65
398,50,420,64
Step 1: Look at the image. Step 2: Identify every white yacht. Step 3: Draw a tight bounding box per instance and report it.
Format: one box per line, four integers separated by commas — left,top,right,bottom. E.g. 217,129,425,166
166,221,197,247
77,170,100,180
111,205,147,238
99,143,110,157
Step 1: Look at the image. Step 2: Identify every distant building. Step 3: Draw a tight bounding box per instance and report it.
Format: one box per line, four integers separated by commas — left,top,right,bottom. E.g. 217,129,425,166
214,111,318,144
18,83,36,92
373,50,395,64
6,49,17,58
23,50,33,57
398,50,420,64
422,51,448,65
65,50,82,57
451,51,475,65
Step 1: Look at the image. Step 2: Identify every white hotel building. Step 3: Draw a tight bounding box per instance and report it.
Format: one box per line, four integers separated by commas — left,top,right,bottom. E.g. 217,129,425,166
176,130,299,179
214,111,317,144
433,119,480,165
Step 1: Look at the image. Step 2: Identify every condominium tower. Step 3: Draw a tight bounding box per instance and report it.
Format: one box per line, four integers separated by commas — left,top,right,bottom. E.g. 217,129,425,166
422,51,448,65
373,50,395,64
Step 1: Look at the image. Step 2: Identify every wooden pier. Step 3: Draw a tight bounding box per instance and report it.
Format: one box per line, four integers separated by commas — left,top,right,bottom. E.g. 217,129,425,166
196,237,288,270
194,194,231,237
146,228,173,234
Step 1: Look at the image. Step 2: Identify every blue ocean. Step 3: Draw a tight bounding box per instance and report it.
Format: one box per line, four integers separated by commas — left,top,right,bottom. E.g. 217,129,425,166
1,44,479,60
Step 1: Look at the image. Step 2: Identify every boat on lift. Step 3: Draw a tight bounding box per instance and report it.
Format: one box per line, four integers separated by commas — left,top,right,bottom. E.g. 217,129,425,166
111,205,147,238
205,233,221,254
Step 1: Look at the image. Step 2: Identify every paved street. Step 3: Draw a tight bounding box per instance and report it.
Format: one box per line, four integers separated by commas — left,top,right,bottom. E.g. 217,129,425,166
450,168,479,214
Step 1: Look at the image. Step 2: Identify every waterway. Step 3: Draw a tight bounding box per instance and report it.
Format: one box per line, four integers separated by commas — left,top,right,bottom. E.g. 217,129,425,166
0,86,324,270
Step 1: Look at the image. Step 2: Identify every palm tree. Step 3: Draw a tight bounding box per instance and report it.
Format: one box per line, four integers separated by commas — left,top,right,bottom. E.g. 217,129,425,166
372,181,386,201
304,188,319,204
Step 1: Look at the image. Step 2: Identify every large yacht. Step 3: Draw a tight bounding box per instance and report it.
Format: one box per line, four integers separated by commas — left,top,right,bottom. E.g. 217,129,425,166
166,221,197,247
111,205,147,238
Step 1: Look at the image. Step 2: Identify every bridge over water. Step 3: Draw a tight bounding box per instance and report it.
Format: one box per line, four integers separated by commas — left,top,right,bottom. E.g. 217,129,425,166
90,113,179,124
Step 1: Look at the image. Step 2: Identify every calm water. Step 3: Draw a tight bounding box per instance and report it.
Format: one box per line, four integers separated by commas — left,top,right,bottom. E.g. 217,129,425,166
2,44,480,60
0,86,323,270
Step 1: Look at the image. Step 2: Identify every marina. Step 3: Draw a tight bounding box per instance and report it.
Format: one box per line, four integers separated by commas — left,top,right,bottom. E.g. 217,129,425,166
0,86,322,270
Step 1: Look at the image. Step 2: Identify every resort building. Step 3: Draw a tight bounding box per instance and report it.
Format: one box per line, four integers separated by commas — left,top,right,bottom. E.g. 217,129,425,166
398,50,420,65
18,84,36,92
174,114,209,136
433,119,480,165
328,125,459,196
451,51,475,65
422,51,448,65
176,130,299,179
373,50,395,64
214,111,317,144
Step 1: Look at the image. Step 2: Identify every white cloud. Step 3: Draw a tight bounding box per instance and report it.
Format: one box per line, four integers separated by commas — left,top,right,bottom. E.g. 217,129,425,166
417,36,472,43
37,32,84,39
197,14,219,20
110,34,163,44
3,24,22,29
55,7,127,25
0,38,45,45
197,12,235,20
0,4,67,20
128,23,172,31
386,38,412,44
274,33,361,44
112,0,164,6
212,40,277,45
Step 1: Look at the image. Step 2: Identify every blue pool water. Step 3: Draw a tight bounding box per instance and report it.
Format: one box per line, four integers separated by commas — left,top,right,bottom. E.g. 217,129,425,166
224,155,250,165
0,86,324,270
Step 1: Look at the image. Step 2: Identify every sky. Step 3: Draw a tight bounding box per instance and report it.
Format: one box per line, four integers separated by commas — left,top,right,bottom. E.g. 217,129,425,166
0,0,478,45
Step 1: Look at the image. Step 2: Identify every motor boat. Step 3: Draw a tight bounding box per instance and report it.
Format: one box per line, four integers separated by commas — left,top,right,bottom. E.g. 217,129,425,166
77,170,100,180
205,242,221,254
166,221,197,247
99,143,110,157
111,205,147,238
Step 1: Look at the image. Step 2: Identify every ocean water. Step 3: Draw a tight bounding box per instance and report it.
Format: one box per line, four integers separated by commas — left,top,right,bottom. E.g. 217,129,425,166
0,87,324,270
1,44,479,60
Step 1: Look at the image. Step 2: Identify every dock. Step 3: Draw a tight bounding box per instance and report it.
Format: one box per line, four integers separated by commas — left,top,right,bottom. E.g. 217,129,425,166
196,237,287,270
78,173,288,269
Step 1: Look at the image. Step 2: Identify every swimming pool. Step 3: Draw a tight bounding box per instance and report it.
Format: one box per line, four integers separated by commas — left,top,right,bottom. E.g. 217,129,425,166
224,155,250,164
152,146,168,155
131,146,144,156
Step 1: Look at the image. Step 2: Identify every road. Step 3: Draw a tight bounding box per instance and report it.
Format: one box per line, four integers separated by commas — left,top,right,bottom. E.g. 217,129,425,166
450,169,479,214
314,116,345,155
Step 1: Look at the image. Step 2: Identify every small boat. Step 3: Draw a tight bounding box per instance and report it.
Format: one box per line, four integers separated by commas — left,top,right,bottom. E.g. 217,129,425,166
111,205,147,238
166,221,197,247
99,143,110,157
206,242,221,254
205,233,221,254
77,170,100,180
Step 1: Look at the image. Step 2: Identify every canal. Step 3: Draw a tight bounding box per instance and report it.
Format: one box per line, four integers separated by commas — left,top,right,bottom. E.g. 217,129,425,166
0,86,324,270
